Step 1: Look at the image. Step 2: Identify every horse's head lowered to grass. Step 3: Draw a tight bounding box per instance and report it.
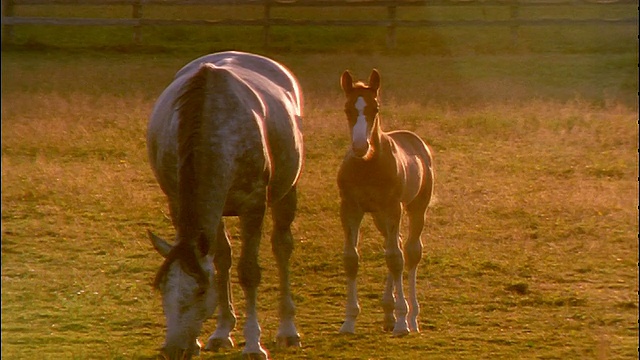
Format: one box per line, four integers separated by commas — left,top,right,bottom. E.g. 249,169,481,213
149,231,216,358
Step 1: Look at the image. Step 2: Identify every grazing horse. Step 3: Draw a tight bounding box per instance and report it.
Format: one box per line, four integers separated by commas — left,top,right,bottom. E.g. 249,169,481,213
146,51,304,359
337,69,434,336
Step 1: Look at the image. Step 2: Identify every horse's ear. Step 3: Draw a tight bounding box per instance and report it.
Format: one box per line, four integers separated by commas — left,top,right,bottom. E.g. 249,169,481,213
148,230,172,258
368,69,381,94
196,231,210,257
340,70,354,94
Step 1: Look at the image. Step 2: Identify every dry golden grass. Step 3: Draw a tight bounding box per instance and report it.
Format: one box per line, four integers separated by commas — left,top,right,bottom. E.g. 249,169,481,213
1,51,637,359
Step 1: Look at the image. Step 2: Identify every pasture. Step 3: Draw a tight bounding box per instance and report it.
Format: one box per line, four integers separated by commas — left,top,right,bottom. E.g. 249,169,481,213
1,10,638,359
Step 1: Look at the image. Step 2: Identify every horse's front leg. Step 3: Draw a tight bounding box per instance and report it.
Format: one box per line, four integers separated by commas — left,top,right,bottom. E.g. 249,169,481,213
270,189,301,347
373,203,409,337
339,199,364,334
206,222,237,351
238,204,269,359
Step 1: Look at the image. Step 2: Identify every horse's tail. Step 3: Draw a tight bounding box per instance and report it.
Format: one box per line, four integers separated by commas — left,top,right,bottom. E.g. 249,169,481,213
173,63,220,255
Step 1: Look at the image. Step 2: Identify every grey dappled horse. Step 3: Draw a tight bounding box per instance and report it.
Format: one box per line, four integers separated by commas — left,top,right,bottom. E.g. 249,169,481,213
337,69,434,336
146,51,304,359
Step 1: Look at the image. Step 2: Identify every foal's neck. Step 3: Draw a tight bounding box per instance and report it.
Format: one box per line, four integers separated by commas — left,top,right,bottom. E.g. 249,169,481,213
365,117,386,161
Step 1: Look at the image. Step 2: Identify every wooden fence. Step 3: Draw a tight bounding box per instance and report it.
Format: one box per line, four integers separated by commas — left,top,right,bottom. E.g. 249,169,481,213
1,0,637,48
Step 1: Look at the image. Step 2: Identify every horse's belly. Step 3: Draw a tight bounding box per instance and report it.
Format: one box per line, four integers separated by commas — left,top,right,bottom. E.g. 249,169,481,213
264,116,304,204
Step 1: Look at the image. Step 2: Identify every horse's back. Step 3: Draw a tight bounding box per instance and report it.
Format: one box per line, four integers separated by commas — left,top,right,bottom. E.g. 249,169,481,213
202,52,304,202
148,51,304,207
175,51,302,115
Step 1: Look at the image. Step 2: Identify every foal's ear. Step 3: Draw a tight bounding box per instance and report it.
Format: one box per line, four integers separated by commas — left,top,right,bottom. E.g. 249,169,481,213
340,70,354,93
148,230,172,258
368,69,381,94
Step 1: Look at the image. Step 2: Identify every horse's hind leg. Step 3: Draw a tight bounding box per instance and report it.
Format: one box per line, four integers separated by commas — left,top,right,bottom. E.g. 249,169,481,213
206,222,237,351
373,203,409,337
404,200,429,333
238,201,269,359
270,188,301,347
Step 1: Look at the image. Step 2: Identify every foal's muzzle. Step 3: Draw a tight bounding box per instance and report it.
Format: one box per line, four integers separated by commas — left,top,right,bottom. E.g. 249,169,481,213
351,142,370,158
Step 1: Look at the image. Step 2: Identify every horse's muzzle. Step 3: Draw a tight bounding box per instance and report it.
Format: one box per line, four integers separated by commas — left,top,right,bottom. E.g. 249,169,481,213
160,345,197,360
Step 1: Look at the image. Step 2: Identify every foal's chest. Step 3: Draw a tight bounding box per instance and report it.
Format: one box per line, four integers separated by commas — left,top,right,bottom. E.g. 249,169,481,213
338,160,401,211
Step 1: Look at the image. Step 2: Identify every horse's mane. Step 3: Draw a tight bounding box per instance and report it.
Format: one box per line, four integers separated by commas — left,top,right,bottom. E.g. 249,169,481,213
176,65,208,240
153,237,208,289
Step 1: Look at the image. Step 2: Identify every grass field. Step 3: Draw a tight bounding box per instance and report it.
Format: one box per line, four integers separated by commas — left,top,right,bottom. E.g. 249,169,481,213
1,4,638,359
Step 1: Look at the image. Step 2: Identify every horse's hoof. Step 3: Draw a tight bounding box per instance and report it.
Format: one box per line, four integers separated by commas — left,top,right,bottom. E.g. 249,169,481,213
276,335,301,348
392,328,410,337
205,337,234,351
383,314,396,332
339,322,356,334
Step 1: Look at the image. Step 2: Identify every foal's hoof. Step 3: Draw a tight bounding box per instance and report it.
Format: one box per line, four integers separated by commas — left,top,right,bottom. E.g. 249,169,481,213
205,337,234,351
193,338,202,355
276,335,301,348
383,314,396,332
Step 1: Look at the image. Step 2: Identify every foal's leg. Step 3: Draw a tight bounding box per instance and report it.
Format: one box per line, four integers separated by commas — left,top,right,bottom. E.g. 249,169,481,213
403,203,427,333
339,199,364,334
372,203,409,337
382,273,395,332
206,222,237,351
238,203,269,359
270,189,301,347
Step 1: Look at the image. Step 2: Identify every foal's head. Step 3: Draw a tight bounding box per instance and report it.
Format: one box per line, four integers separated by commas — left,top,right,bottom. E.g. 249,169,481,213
149,231,217,359
340,69,381,159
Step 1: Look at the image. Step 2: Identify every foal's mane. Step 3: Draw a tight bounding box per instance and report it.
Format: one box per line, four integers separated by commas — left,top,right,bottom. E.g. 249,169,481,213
351,81,371,90
348,81,379,102
353,81,369,89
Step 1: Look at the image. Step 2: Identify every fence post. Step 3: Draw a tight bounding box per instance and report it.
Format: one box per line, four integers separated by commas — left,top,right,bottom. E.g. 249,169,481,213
386,4,397,49
2,0,15,46
132,0,142,45
509,1,520,48
263,0,271,48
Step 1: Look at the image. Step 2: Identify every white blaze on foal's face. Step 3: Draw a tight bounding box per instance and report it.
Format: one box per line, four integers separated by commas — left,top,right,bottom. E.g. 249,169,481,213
351,96,370,157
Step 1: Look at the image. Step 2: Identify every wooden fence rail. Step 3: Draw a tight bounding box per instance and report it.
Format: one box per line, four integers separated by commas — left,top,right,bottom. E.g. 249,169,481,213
1,0,637,48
